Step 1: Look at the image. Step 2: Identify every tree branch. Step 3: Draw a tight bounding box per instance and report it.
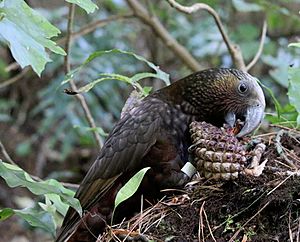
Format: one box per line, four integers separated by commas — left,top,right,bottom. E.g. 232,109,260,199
58,14,134,45
64,3,103,149
246,20,267,71
126,0,203,72
166,0,246,71
0,68,30,89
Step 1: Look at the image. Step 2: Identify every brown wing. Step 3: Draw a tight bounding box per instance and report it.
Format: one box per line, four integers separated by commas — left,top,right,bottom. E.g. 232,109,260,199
56,99,162,242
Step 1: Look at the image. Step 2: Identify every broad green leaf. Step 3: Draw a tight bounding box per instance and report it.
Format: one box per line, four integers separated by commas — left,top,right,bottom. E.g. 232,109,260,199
265,104,298,127
232,0,263,12
0,207,56,236
44,193,69,217
0,161,82,216
62,49,170,94
0,0,66,76
112,167,150,221
66,0,98,14
39,196,57,216
288,67,300,126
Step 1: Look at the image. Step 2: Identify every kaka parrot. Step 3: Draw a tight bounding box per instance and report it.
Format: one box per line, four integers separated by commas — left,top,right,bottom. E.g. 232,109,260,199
56,68,265,242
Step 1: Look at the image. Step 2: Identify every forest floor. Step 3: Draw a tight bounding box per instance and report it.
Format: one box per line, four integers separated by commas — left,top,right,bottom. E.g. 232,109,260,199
1,125,300,242
102,128,300,242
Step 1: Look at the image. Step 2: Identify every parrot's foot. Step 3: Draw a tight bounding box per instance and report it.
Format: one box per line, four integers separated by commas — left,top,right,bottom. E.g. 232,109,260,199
242,143,267,177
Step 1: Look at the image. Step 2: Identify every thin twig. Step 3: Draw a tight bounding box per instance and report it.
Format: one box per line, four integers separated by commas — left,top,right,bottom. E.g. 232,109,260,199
0,140,17,166
267,173,293,196
0,68,30,89
203,208,216,242
252,132,277,139
58,14,134,46
228,201,270,242
166,0,246,71
275,130,297,169
64,3,75,73
64,3,103,149
5,62,20,72
289,211,294,242
246,20,267,71
283,146,300,166
270,124,300,136
198,201,205,242
297,217,300,242
126,0,203,71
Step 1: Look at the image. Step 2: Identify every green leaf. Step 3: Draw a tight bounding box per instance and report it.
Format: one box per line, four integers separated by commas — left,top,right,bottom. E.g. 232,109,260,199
44,193,69,217
0,207,56,236
0,0,66,76
0,161,82,216
112,167,150,221
131,72,158,83
232,0,263,12
66,0,98,14
73,125,109,137
258,81,282,118
62,49,170,95
0,207,14,220
76,73,149,95
265,104,298,127
288,67,300,126
142,86,153,96
288,42,300,48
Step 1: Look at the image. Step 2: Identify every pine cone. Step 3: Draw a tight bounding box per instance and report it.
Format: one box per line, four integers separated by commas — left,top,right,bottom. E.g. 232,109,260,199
189,121,250,180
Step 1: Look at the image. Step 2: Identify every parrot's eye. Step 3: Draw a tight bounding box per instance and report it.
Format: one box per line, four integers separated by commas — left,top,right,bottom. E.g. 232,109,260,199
238,83,248,94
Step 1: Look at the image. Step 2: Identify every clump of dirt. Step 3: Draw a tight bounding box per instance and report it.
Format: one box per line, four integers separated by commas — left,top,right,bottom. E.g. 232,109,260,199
104,129,300,242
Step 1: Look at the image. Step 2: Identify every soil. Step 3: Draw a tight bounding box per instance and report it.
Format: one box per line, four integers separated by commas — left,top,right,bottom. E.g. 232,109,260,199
104,129,300,242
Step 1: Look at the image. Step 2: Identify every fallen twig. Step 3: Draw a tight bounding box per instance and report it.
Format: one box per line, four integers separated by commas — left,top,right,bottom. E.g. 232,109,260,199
228,201,270,242
275,130,298,169
198,201,205,242
204,207,217,242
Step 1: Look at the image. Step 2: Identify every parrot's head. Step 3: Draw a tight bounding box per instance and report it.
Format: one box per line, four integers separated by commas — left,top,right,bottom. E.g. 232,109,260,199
182,68,266,138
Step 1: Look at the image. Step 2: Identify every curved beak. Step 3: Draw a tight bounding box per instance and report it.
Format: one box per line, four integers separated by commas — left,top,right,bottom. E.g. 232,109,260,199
225,80,265,138
236,104,265,137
